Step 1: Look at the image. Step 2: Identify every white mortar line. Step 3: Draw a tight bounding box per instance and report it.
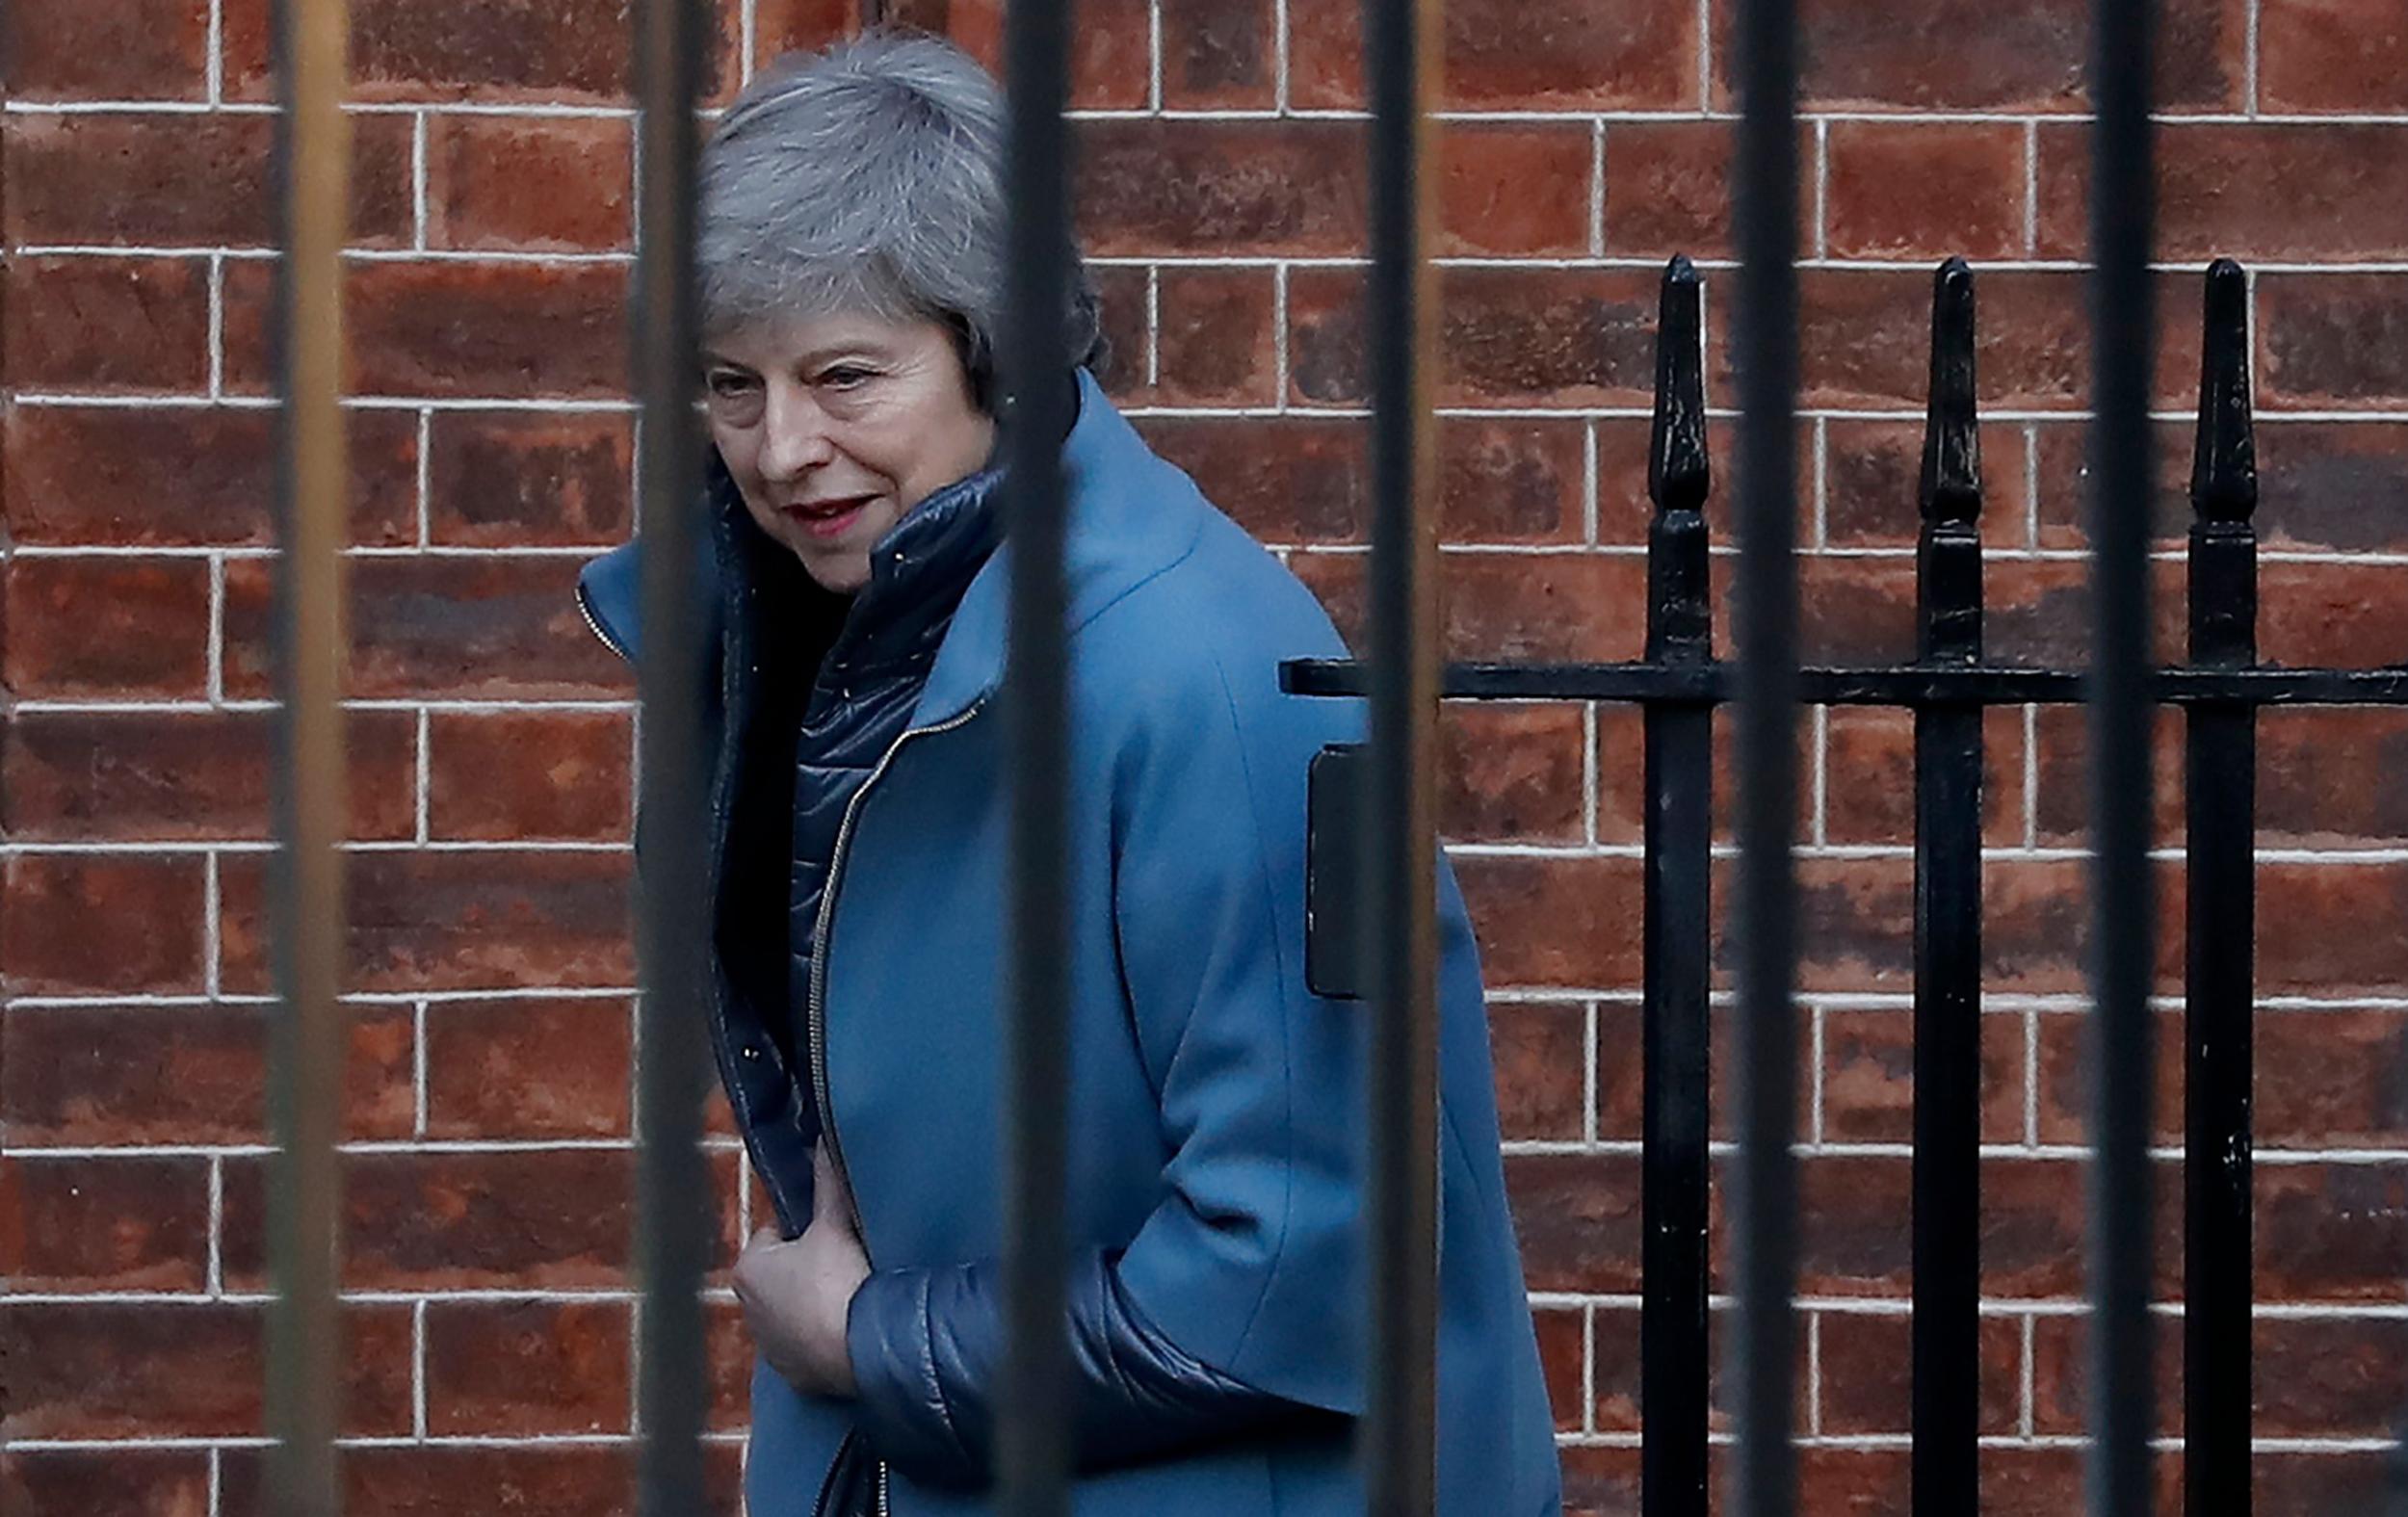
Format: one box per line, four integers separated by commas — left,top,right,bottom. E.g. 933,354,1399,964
1588,119,1607,256
412,112,432,249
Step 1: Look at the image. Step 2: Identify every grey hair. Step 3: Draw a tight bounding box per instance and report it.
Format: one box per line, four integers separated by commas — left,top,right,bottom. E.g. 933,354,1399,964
698,31,1105,412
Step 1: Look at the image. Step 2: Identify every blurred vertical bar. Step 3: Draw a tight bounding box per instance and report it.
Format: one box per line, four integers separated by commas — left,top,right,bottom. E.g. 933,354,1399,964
629,0,712,1509
1912,257,1984,1517
1640,255,1714,1517
265,0,350,1507
1729,0,1803,1503
2083,0,2159,1504
1361,0,1443,1509
997,0,1075,1510
2185,258,2257,1517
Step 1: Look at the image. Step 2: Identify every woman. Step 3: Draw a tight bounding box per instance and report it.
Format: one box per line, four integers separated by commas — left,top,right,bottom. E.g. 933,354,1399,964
576,32,1562,1516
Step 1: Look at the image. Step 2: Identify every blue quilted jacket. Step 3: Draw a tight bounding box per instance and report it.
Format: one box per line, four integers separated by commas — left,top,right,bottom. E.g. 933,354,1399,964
578,370,1562,1515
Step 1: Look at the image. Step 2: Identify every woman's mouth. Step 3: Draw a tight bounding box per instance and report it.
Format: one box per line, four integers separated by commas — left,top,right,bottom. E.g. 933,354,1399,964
783,496,875,540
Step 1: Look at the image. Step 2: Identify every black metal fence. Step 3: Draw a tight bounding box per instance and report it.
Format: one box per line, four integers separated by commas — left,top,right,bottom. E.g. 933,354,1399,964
247,0,2408,1512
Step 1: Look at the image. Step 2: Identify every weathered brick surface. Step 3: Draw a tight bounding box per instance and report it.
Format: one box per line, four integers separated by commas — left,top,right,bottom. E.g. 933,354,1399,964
7,0,2408,1506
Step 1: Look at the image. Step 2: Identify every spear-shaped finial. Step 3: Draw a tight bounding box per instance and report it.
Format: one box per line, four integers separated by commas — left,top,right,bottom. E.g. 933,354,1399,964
1650,254,1710,517
2191,258,2257,525
1919,255,1981,526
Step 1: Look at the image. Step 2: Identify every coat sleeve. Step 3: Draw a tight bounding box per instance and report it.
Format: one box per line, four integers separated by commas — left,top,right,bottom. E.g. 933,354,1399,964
841,620,1368,1485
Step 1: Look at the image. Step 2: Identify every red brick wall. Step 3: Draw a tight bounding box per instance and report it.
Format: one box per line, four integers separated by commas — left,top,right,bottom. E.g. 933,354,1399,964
5,0,2406,1511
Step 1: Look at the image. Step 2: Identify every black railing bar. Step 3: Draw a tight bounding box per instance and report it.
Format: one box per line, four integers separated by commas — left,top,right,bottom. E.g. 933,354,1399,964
996,0,1077,1506
2083,0,2162,1504
628,0,714,1507
1360,0,1445,1509
264,0,351,1507
1911,255,1985,1517
1639,254,1714,1517
1729,0,1805,1502
2183,256,2259,1517
1283,661,2408,706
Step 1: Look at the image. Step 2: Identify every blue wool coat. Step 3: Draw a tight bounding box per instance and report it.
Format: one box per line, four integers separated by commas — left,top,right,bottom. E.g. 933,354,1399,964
580,371,1562,1515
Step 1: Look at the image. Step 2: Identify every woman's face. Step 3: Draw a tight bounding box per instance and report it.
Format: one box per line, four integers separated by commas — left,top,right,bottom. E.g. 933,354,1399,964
703,310,997,593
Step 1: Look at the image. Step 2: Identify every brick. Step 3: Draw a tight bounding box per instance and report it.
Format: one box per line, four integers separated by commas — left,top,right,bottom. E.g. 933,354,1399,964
1161,0,1275,109
2258,422,2408,555
222,1149,633,1291
1,709,416,842
1454,855,1644,989
2257,1452,2398,1517
2029,1311,2185,1435
922,0,1165,111
1076,119,1365,257
1139,415,1587,545
1824,121,2028,261
3,405,419,547
1819,1007,2026,1146
2258,1008,2408,1148
223,1443,746,1517
0,1156,210,1291
1981,1448,2183,1517
2253,1316,2408,1437
2257,1162,2408,1301
0,1300,407,1441
1438,123,1594,258
221,554,632,700
2,114,413,248
1530,1306,1584,1432
426,1299,633,1435
0,1004,414,1146
2030,419,2192,552
1794,1450,1911,1513
1824,418,2035,552
1557,1444,1642,1517
219,0,695,104
2038,122,2408,262
1439,702,1584,844
4,255,210,393
2260,0,2408,113
1155,268,1278,407
424,997,634,1139
428,710,632,841
1602,122,1734,259
2,556,211,698
1813,1308,2019,1435
1505,1151,1640,1293
1287,266,1661,409
216,849,634,994
0,0,207,100
1,854,205,996
1088,264,1151,404
220,259,629,400
1790,268,2201,413
1288,0,1700,110
1588,1304,1638,1432
0,1302,259,1438
1297,551,1649,663
1819,705,2028,850
427,410,634,546
751,0,859,69
0,1450,211,1517
1489,1000,1584,1142
705,1295,754,1429
2028,704,2184,849
1709,0,2245,112
2260,274,2408,408
2033,1008,2184,1145
427,116,633,252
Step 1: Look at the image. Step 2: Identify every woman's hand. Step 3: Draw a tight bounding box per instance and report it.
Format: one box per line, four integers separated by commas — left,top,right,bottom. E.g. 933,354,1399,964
734,1143,872,1398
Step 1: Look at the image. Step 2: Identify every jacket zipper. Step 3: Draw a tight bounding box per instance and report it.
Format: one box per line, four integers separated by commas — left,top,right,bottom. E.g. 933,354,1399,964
808,698,986,1517
572,579,630,661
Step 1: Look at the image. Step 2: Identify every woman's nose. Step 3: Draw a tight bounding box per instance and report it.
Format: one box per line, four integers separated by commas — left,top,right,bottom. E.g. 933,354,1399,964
757,387,837,483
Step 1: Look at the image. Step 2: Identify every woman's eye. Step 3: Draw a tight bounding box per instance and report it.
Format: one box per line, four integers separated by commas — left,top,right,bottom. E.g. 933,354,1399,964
819,365,874,390
707,371,757,398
